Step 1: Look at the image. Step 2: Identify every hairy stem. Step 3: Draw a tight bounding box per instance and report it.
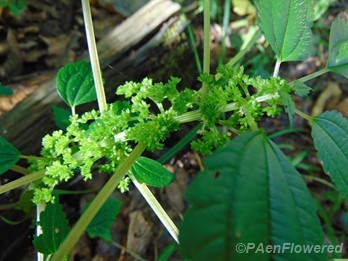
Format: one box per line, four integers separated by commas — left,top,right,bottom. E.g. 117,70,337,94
297,68,330,83
294,108,313,121
52,143,146,260
10,165,29,175
201,0,211,95
37,203,46,261
273,59,281,77
0,202,17,210
71,106,76,116
219,0,231,65
130,175,179,243
20,155,44,161
0,170,45,195
81,0,107,112
174,94,277,124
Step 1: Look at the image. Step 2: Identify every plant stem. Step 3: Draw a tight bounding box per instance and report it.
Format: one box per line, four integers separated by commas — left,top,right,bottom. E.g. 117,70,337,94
130,175,179,243
71,106,76,116
244,107,258,131
52,143,146,261
179,1,202,74
20,155,44,161
273,59,281,77
303,175,335,189
219,0,231,65
174,94,277,124
201,0,210,95
0,202,17,210
294,108,313,122
158,123,202,164
227,27,261,68
10,165,29,175
297,68,330,83
111,241,147,261
81,0,107,112
37,203,46,261
0,170,45,195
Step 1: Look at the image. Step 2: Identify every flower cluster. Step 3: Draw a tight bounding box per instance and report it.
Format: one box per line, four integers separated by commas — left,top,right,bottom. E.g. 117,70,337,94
31,77,196,203
30,66,295,203
192,66,294,154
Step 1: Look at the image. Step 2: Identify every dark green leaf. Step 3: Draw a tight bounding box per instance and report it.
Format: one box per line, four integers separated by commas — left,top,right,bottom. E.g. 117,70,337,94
33,200,69,255
85,199,122,241
0,136,20,175
179,131,325,261
131,157,174,187
52,105,71,130
56,61,97,108
255,0,313,62
311,110,348,199
290,80,312,97
327,19,348,78
18,188,35,218
0,84,13,96
157,243,177,261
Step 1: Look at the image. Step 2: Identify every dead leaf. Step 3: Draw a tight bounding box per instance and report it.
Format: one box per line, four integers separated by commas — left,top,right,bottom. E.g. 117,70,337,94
232,0,256,20
311,82,342,116
39,34,70,55
126,211,153,257
165,167,188,213
336,97,348,117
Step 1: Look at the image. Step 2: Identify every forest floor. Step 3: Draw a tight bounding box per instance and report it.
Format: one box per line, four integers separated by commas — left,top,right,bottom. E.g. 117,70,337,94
0,0,347,260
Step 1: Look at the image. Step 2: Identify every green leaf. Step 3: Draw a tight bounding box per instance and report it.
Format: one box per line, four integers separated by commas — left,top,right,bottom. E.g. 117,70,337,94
131,156,174,187
327,19,348,78
280,92,295,128
33,200,69,255
290,80,312,97
56,61,97,108
313,0,336,22
52,105,71,130
0,0,26,17
179,131,325,261
0,84,13,96
85,199,122,241
18,188,35,218
0,136,20,175
311,110,348,199
255,0,313,62
157,243,177,261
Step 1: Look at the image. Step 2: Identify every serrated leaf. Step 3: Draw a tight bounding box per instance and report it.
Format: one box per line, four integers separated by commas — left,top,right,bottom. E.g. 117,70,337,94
131,157,174,187
33,200,69,255
85,199,122,241
0,136,20,175
290,80,312,97
0,84,13,96
327,19,348,78
179,131,325,261
255,0,313,62
311,110,348,199
52,105,71,130
280,92,295,128
56,61,97,108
